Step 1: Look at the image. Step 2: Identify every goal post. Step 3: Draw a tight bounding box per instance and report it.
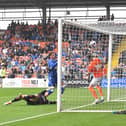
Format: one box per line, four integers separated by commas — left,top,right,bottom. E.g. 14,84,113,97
107,34,112,102
57,19,126,112
57,18,62,112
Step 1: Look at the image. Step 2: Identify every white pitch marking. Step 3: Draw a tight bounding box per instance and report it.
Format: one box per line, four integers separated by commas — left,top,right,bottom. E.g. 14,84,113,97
0,111,57,126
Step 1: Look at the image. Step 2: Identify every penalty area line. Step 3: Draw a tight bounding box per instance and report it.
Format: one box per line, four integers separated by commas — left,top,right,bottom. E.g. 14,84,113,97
0,111,57,126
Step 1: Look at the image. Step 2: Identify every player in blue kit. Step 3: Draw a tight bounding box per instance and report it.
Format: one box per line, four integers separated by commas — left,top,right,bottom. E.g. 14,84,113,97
48,52,57,87
45,52,65,97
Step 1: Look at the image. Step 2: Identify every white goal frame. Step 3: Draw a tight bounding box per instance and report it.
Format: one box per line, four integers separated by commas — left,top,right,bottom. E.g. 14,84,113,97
57,19,126,112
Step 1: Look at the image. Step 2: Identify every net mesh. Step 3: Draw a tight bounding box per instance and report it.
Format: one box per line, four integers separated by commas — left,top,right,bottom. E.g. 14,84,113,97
59,20,126,112
68,21,126,35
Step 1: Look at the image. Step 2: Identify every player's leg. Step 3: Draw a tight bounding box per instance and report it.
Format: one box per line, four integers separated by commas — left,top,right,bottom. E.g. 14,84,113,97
61,86,65,95
95,77,104,103
96,85,104,102
61,74,66,95
88,78,99,104
88,85,99,104
45,75,56,96
61,82,66,95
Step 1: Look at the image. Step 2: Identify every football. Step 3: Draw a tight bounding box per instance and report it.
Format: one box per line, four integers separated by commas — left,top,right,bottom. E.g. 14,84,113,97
89,40,96,47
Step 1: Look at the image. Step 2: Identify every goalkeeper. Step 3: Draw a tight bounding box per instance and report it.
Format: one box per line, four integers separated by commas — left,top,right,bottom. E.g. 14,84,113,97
44,52,65,97
4,90,56,105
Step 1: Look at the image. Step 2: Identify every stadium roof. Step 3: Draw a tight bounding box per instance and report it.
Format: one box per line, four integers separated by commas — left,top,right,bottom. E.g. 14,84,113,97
0,0,126,8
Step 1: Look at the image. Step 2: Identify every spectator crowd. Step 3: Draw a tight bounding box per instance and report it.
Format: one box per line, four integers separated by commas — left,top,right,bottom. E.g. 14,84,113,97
0,19,125,79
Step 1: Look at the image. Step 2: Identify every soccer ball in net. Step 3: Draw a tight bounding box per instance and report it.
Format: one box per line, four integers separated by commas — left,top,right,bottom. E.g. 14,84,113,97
89,40,96,47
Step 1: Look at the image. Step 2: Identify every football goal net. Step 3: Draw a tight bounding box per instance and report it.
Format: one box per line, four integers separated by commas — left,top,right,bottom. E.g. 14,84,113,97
57,19,126,112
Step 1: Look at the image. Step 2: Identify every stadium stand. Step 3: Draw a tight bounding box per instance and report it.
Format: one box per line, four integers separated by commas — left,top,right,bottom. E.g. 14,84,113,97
0,19,125,79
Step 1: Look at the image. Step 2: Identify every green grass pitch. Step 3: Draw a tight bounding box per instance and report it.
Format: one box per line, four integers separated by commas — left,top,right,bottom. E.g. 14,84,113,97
0,88,126,126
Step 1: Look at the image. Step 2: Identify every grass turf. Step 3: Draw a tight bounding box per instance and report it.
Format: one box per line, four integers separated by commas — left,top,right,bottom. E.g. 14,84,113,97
0,88,126,126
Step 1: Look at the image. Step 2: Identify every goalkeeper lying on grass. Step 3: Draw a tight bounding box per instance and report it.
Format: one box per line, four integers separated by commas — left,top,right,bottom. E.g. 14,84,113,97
4,90,56,105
